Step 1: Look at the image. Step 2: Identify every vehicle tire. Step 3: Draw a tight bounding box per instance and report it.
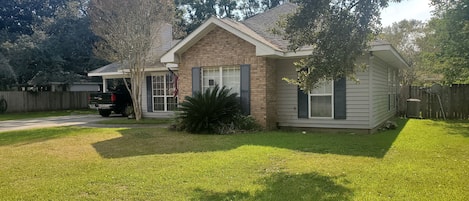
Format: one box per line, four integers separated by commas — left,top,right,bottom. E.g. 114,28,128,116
122,105,134,117
99,109,112,117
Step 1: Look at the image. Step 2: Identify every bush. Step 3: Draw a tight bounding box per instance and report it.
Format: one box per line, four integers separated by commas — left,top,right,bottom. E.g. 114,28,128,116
176,85,261,134
213,114,261,134
177,85,241,134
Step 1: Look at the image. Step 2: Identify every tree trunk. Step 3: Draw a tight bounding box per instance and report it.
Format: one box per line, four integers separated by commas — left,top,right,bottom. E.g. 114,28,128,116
130,69,144,121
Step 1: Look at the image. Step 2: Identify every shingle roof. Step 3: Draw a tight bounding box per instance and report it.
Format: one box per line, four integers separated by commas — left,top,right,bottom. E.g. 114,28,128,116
242,2,298,51
89,62,123,74
219,18,282,51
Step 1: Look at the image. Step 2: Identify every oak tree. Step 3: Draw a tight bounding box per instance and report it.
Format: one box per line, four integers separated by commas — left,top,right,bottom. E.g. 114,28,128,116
282,0,400,91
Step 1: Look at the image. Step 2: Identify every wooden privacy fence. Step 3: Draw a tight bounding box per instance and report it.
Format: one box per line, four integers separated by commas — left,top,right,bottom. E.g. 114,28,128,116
400,84,469,119
0,91,90,113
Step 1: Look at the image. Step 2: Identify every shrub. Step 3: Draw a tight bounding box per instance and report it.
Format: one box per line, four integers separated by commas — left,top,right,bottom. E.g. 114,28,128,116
177,85,241,134
213,114,261,134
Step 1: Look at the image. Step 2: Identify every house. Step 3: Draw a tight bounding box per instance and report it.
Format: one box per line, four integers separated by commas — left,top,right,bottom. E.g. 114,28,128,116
90,3,409,133
25,71,101,92
161,3,409,133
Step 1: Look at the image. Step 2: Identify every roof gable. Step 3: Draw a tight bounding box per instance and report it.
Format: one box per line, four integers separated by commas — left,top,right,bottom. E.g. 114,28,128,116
160,17,287,63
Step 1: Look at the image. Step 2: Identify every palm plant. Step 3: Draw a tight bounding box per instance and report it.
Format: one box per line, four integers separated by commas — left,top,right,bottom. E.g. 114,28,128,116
177,85,241,134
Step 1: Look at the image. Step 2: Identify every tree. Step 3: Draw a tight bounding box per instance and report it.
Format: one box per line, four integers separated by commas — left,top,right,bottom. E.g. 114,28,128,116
174,0,237,35
237,0,283,19
0,0,69,41
281,0,399,91
379,20,426,85
175,0,285,35
421,0,469,83
0,0,104,88
89,0,174,121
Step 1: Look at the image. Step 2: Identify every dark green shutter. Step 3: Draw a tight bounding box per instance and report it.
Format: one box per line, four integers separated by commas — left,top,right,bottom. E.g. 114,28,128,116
334,77,346,119
298,88,309,118
146,76,152,112
240,64,250,115
192,67,201,95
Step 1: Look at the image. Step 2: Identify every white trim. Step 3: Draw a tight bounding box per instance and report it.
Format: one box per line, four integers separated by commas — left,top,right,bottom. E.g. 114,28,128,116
201,66,241,95
308,80,334,119
150,72,178,112
370,43,410,70
161,18,217,63
88,71,125,77
281,49,314,58
368,54,374,128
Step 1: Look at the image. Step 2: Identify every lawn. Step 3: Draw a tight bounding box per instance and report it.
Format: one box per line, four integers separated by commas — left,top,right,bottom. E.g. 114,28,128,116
0,118,468,200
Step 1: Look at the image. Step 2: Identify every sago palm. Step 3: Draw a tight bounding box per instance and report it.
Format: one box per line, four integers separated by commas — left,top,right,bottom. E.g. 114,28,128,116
178,85,240,133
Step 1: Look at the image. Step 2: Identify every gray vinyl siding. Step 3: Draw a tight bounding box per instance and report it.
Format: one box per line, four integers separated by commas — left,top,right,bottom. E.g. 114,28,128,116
276,59,372,129
370,57,397,128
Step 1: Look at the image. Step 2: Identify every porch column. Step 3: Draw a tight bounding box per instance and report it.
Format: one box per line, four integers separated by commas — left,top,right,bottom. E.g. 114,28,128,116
102,78,107,92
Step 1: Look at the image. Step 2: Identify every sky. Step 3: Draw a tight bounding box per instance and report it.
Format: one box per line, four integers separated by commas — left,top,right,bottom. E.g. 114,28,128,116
380,0,434,27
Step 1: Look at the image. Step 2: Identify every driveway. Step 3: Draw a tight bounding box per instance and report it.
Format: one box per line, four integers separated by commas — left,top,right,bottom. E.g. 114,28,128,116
0,115,106,132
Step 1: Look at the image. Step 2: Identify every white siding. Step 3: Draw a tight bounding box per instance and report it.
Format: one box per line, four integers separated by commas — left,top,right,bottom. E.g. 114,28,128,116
69,84,100,92
370,57,397,128
276,59,372,129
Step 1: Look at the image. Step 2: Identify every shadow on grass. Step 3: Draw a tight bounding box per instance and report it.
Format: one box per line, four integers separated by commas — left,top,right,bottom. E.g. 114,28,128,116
92,119,408,159
439,120,469,137
191,172,352,201
0,127,86,146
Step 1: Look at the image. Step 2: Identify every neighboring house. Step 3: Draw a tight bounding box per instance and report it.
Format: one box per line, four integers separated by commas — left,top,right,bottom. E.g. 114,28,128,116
161,3,409,133
51,82,101,92
26,70,101,92
89,3,409,133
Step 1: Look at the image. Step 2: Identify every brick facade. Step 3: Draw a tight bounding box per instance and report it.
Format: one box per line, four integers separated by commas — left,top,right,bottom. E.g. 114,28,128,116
177,27,277,129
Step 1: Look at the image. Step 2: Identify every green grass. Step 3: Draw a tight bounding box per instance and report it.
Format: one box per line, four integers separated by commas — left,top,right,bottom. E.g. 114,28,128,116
0,109,96,121
0,118,468,200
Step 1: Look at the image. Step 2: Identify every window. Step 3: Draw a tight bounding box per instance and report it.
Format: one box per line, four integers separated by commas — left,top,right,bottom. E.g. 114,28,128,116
388,67,397,111
309,80,334,118
151,73,177,112
202,66,240,95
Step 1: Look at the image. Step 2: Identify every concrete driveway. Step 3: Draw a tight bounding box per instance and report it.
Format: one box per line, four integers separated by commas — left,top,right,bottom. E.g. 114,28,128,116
0,115,106,132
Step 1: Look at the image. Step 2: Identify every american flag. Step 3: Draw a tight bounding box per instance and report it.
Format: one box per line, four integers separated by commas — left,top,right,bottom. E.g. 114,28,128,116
167,67,178,97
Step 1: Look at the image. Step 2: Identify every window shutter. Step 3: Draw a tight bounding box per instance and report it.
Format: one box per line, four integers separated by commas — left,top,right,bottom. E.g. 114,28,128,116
334,77,346,119
298,88,309,118
146,76,153,112
240,64,250,115
192,67,201,95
